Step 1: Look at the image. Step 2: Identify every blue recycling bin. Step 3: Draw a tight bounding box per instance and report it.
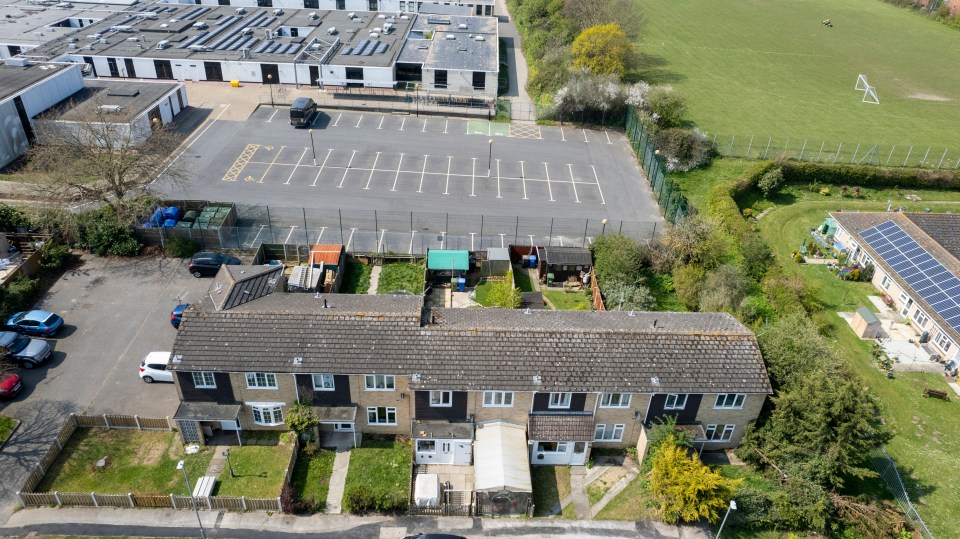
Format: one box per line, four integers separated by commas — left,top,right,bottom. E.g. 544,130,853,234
527,255,537,268
457,277,466,292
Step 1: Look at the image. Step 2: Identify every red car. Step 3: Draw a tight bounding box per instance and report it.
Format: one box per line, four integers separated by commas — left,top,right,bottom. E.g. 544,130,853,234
0,372,23,400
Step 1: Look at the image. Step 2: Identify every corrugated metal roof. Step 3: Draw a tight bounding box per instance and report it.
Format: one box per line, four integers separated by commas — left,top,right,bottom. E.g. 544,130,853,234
428,249,469,270
474,421,532,492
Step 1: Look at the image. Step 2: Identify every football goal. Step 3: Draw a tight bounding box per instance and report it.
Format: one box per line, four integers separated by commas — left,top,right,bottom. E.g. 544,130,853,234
855,74,880,105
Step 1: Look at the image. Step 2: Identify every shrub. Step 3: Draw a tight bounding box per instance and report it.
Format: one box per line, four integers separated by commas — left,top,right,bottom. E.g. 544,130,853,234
793,252,805,263
757,167,784,198
654,128,713,172
79,208,142,257
164,236,200,258
0,277,41,318
280,483,313,515
819,187,831,196
779,161,958,190
860,263,875,282
590,233,643,284
343,485,408,514
39,243,74,270
672,264,704,310
0,204,30,230
601,279,655,310
741,208,753,218
647,85,687,129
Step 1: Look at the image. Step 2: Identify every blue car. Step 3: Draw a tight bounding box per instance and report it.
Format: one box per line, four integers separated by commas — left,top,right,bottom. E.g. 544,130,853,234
170,304,190,329
6,310,64,337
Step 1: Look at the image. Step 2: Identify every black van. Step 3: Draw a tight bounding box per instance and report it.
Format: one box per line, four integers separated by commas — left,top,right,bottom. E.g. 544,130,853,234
290,97,317,127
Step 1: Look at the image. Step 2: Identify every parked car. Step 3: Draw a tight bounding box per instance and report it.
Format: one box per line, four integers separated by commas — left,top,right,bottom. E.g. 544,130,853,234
171,303,190,329
139,351,173,383
0,331,51,369
0,372,23,400
5,310,64,337
188,252,241,277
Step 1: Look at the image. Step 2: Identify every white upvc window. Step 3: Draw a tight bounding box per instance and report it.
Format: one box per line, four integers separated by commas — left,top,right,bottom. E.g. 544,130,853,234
934,331,953,353
312,374,335,391
704,424,736,441
714,394,745,409
192,372,216,389
881,274,891,290
899,292,910,304
367,406,397,425
536,441,568,453
600,393,631,408
548,392,572,409
417,440,436,453
251,404,284,426
664,394,687,410
593,423,625,442
246,372,277,389
430,390,452,407
364,374,395,391
913,310,929,328
482,391,514,407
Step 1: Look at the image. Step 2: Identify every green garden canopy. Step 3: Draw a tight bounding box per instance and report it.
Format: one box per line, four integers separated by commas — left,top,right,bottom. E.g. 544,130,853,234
428,250,470,271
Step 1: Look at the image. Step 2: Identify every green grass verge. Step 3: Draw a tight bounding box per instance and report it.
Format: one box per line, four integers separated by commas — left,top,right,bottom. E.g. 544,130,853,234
340,259,372,294
593,475,656,521
214,435,294,498
290,445,336,512
377,261,425,295
587,482,611,507
0,416,18,445
636,0,960,149
531,465,571,517
38,429,212,495
343,436,411,514
513,266,536,292
542,289,592,310
473,281,497,307
757,199,960,537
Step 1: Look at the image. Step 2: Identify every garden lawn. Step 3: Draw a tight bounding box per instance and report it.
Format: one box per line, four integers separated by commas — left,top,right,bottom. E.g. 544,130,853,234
593,474,656,521
377,261,425,295
38,428,212,495
512,266,536,292
343,436,411,513
0,416,18,445
214,436,294,498
531,465,574,518
758,199,960,538
636,0,960,151
340,259,372,294
473,281,497,307
290,446,336,511
542,289,592,310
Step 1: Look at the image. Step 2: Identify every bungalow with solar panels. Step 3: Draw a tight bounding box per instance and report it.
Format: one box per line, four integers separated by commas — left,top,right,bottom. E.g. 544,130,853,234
156,0,497,18
831,212,960,362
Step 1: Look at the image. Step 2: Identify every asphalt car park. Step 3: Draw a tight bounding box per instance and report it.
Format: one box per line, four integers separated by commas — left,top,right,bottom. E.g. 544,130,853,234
0,255,213,502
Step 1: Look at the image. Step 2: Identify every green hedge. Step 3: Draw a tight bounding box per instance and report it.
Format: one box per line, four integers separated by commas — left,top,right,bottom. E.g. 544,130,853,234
770,161,957,189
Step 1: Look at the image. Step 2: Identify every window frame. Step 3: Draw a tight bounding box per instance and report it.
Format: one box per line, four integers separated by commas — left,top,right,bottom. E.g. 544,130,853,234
251,404,284,426
417,440,436,453
880,274,891,290
429,390,453,407
364,374,396,391
593,423,625,442
664,393,687,410
934,331,953,353
366,406,398,425
312,374,335,391
600,393,631,408
548,392,572,409
192,372,216,389
536,441,568,453
714,393,745,410
246,372,277,389
913,310,929,328
704,424,736,442
482,391,514,407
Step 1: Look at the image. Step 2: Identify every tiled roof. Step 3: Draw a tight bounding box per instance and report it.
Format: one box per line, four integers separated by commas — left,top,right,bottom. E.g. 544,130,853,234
905,214,960,262
540,247,592,267
309,244,344,266
528,414,594,441
172,295,770,394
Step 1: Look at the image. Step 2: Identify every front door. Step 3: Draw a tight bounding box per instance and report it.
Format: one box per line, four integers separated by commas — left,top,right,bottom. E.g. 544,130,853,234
571,441,588,465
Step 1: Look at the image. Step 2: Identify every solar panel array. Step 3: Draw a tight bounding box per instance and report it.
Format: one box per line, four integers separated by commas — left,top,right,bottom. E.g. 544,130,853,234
861,220,960,335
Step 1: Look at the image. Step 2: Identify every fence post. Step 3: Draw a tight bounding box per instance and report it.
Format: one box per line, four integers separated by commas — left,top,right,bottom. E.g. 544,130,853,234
548,218,553,246
744,135,753,158
582,219,589,247
128,492,134,507
479,215,483,250
135,415,141,430
171,493,177,509
798,139,807,161
92,492,98,507
514,216,518,245
919,147,931,167
266,206,274,242
339,209,344,244
54,491,61,507
886,145,896,166
15,492,24,508
762,137,771,159
937,148,948,169
303,208,310,245
277,497,282,512
242,496,247,511
727,134,736,155
903,146,913,167
103,414,110,428
833,142,843,163
817,141,825,162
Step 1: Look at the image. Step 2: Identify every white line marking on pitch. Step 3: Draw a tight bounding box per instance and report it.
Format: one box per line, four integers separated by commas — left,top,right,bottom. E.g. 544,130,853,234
315,227,326,243
496,159,502,198
345,228,356,251
520,161,527,200
444,156,452,195
544,163,555,202
284,148,309,185
391,154,404,191
266,109,279,123
338,150,357,188
364,152,381,190
418,155,428,193
470,158,476,197
355,115,363,128
378,117,384,130
333,113,342,127
567,164,581,203
284,226,297,244
591,165,606,205
605,131,612,144
311,149,332,186
377,229,387,253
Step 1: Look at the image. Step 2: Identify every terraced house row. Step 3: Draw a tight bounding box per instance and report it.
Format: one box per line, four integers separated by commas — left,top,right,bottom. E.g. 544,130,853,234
169,264,772,466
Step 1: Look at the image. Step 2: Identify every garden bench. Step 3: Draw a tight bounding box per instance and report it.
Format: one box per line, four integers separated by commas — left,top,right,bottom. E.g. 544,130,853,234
193,475,216,498
922,387,950,400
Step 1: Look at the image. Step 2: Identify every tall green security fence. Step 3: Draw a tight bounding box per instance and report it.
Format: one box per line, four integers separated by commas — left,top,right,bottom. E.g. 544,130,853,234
624,106,689,224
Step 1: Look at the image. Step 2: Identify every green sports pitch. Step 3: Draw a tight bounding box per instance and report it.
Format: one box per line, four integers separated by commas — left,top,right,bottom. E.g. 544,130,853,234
636,0,960,153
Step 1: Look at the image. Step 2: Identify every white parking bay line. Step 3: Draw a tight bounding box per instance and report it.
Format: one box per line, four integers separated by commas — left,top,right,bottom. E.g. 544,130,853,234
560,127,566,142
408,231,416,254
333,113,342,127
377,229,388,252
605,131,612,144
311,149,332,186
567,164,581,203
583,129,589,143
496,159,502,198
284,226,298,244
399,118,406,131
364,152,381,190
378,117,384,130
355,115,364,128
421,119,427,132
471,158,476,197
266,109,279,123
544,163,555,202
284,148,309,185
315,227,327,243
444,156,452,195
247,224,268,247
591,165,607,205
418,155,429,193
444,120,449,134
391,153,404,191
520,161,527,200
346,227,357,251
338,150,357,188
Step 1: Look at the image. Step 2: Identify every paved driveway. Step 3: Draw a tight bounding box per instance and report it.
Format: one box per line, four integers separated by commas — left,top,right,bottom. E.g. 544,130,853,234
0,254,212,511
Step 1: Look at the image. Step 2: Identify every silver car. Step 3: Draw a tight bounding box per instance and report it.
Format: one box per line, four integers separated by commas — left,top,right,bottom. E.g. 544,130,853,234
0,330,51,369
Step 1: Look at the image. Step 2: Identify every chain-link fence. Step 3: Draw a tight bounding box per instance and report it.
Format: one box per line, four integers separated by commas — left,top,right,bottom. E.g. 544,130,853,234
711,133,960,169
140,204,660,254
624,106,688,224
870,447,935,539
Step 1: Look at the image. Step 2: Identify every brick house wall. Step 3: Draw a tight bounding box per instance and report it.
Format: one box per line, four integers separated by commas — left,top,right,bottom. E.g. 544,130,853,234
693,393,766,449
593,393,651,449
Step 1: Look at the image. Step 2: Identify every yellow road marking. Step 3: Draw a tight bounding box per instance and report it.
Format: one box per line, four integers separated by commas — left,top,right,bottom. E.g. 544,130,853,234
222,144,260,181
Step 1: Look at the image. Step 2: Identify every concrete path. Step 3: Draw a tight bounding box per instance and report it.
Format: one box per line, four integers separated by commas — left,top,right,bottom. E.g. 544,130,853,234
367,265,381,295
590,467,639,518
568,466,592,520
204,446,229,477
325,448,352,514
494,0,536,122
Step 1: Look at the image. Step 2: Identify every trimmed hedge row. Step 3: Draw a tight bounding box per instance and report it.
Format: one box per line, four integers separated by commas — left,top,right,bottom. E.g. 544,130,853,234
779,161,958,189
704,161,776,241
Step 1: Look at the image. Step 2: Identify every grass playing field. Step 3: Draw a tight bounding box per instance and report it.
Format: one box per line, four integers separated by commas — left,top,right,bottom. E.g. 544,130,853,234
634,0,960,156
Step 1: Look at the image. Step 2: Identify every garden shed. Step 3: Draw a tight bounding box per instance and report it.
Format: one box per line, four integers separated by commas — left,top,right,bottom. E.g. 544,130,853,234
538,246,592,285
474,421,532,516
427,249,470,288
852,307,882,339
482,248,511,277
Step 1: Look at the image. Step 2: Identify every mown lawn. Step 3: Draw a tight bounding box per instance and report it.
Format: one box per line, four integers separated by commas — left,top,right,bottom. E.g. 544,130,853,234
214,435,294,498
290,445,337,511
38,429,212,495
0,416,18,445
340,258,372,294
593,474,656,521
542,289,592,310
531,465,574,518
377,261,425,295
343,436,411,512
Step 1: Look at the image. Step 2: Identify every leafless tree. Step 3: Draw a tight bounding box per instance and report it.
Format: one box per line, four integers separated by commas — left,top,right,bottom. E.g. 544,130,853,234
20,90,188,224
563,0,646,40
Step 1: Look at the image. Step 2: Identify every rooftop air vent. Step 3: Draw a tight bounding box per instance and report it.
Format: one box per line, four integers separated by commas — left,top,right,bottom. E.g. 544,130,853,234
369,32,379,38
97,105,123,114
293,356,303,365
533,373,542,384
273,8,283,15
193,21,207,29
347,11,355,18
155,40,170,49
235,7,245,14
411,373,421,383
445,34,455,40
651,376,660,385
400,15,409,19
474,35,484,41
377,14,385,19
126,37,139,42
308,11,318,19
327,26,337,34
458,23,467,29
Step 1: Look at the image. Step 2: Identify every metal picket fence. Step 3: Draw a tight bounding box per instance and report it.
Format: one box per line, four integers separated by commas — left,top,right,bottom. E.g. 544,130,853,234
870,447,935,539
624,105,689,224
